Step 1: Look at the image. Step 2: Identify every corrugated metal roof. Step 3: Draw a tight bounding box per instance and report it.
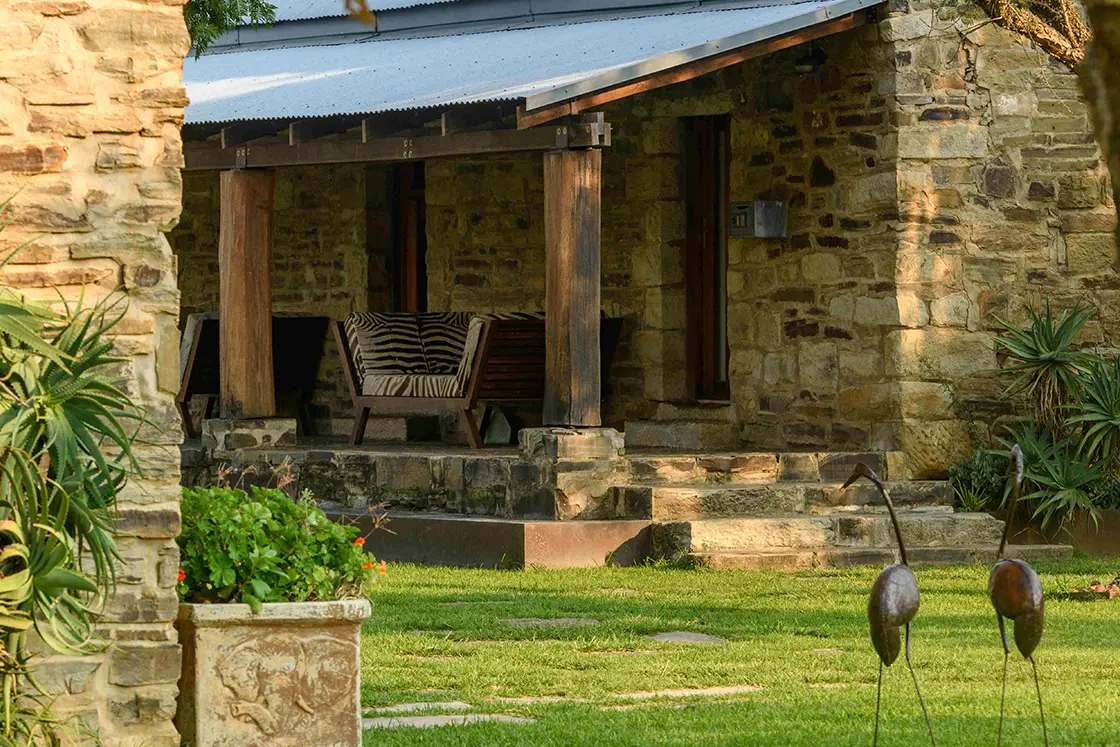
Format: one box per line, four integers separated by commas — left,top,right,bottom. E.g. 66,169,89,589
271,0,458,21
184,0,876,125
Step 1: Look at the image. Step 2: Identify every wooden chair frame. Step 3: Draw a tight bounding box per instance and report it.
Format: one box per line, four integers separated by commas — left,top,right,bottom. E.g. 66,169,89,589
334,317,620,448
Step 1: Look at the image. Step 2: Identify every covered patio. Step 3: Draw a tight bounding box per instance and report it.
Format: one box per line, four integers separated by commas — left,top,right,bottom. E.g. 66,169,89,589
172,0,1075,567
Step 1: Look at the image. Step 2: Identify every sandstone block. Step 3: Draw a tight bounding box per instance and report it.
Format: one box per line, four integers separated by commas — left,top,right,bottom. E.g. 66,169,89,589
878,10,934,41
839,383,897,420
1058,172,1103,209
901,419,973,478
799,342,838,393
929,291,970,327
108,642,181,686
801,252,841,283
898,124,989,160
898,381,954,419
887,328,996,380
0,144,67,174
109,685,178,726
1066,233,1116,273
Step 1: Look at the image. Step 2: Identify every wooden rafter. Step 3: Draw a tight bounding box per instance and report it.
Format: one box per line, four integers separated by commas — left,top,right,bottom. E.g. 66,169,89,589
516,9,875,129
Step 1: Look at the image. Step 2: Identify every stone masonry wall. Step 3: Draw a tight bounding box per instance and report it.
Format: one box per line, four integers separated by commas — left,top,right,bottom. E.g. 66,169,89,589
882,0,1117,477
0,1,188,744
172,165,394,435
424,26,903,446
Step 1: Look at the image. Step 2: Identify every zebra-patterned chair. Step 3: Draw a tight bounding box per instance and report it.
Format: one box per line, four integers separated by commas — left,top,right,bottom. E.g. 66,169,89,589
333,311,545,447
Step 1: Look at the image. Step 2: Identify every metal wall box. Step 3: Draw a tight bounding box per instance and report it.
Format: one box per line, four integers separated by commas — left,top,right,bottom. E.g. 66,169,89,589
728,201,787,238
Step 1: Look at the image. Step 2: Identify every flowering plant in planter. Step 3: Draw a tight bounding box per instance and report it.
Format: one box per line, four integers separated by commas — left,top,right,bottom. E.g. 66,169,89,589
177,484,383,611
175,478,386,747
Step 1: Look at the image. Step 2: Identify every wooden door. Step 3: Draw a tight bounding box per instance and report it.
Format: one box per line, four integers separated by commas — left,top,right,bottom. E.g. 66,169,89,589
685,117,731,401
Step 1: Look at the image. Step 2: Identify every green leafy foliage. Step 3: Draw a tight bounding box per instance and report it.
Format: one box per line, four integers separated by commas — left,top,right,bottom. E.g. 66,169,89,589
999,425,1101,530
994,300,1095,429
178,486,378,612
1066,356,1120,467
185,0,277,57
948,450,1008,512
1088,473,1120,510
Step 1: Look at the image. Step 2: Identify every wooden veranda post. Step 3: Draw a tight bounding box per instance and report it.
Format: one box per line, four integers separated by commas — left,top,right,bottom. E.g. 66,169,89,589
543,149,602,427
218,169,276,419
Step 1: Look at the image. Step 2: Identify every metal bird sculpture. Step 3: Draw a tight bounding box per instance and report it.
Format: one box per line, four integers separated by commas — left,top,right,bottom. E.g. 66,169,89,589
990,445,1048,747
843,463,936,746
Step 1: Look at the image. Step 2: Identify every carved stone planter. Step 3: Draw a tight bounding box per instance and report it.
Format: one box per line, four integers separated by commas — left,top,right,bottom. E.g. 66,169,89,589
176,599,371,747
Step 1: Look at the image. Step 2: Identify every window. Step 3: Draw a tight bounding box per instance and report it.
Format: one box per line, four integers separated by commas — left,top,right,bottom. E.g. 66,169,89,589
684,116,730,401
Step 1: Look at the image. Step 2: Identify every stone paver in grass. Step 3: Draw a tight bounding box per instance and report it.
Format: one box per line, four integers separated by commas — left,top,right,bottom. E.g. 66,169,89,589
440,600,515,606
397,654,462,661
366,702,474,714
363,715,535,729
810,648,843,654
581,649,660,656
503,617,599,627
647,631,726,644
612,685,762,700
491,695,593,705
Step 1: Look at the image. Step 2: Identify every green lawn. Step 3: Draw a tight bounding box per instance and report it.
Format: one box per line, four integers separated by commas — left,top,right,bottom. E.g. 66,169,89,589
360,557,1120,745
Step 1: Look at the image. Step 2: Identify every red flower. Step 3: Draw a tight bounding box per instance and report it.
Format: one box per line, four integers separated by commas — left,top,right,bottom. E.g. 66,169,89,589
378,560,388,577
177,569,186,582
353,537,365,546
363,561,374,571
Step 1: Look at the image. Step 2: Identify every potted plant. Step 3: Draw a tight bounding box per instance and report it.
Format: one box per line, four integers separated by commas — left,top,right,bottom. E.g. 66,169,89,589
175,480,383,747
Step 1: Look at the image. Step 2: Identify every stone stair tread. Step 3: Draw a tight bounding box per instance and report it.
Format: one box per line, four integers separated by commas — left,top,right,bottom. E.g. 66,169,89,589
690,544,1075,570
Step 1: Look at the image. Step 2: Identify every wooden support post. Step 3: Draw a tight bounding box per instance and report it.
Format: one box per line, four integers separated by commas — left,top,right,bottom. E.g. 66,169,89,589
543,149,602,427
218,169,276,419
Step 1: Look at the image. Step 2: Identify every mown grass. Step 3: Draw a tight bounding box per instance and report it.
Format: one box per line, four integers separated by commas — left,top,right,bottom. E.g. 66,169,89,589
360,556,1120,745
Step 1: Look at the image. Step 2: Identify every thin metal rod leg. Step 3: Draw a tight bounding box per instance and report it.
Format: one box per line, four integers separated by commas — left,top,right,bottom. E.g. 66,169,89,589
1029,655,1048,747
874,660,882,747
905,623,937,747
997,615,1009,747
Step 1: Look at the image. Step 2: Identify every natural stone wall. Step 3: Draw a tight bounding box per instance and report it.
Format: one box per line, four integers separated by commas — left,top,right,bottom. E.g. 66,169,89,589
882,0,1118,477
0,1,188,744
172,165,394,435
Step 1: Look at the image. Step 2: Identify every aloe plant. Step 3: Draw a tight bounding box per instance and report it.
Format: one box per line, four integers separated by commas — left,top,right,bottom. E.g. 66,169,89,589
999,424,1101,530
0,197,141,741
1066,356,1120,468
994,301,1096,429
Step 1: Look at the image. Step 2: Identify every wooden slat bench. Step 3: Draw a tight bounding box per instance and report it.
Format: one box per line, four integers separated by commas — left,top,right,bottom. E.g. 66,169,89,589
333,315,621,447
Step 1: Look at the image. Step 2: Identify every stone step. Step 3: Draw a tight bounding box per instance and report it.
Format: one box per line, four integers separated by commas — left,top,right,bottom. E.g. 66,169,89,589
652,512,1005,555
690,544,1076,571
617,481,953,520
624,451,888,486
624,421,740,451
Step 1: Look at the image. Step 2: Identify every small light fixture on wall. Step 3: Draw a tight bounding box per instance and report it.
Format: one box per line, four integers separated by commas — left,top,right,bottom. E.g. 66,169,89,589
793,43,828,75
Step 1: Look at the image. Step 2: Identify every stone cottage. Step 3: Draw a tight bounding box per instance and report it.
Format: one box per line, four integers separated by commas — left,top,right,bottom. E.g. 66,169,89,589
0,0,187,744
174,0,1108,567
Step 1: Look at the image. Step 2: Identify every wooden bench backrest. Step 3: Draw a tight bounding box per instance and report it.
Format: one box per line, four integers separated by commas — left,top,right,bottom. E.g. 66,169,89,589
470,319,547,404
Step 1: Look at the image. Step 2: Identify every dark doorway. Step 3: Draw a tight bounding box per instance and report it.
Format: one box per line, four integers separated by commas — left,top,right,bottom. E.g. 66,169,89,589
684,116,730,402
392,162,427,312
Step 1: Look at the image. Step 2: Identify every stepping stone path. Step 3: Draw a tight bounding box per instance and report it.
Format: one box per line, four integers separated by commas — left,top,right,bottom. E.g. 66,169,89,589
440,600,515,606
367,702,474,714
363,715,535,729
492,695,592,705
811,648,843,654
503,617,599,627
613,685,762,700
647,631,726,644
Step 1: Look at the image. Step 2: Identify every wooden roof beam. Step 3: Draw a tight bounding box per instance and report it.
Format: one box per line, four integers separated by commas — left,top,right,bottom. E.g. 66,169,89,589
184,121,608,171
516,9,873,129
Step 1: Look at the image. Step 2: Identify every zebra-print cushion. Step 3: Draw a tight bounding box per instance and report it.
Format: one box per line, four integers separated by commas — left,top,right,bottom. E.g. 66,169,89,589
344,311,542,399
345,312,471,377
